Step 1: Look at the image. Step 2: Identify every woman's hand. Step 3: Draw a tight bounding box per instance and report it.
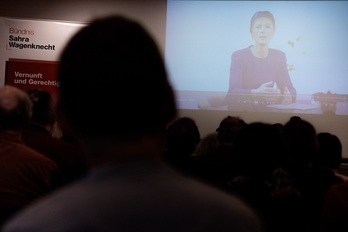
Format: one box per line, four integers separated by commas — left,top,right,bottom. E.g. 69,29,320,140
251,81,281,95
281,87,292,105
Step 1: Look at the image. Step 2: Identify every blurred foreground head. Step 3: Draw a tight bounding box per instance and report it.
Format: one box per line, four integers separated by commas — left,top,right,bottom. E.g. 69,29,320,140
57,15,177,140
0,85,32,131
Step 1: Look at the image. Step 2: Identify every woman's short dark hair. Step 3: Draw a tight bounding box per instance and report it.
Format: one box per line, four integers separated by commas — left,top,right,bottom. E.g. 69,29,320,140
250,11,275,32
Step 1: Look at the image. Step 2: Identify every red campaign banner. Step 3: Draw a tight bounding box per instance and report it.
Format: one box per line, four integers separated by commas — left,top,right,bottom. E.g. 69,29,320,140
5,58,59,102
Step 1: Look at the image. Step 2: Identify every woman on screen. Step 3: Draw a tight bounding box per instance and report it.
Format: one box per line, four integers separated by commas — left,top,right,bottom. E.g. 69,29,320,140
225,11,297,107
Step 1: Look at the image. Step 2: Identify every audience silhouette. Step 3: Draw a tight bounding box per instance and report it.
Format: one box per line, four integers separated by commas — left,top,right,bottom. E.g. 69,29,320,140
164,117,201,176
0,86,346,232
194,132,219,158
194,116,247,190
227,122,303,232
22,88,88,189
170,116,348,232
282,117,342,232
314,132,348,231
282,116,318,167
2,15,261,232
314,132,348,181
0,85,57,226
216,115,247,146
321,178,348,232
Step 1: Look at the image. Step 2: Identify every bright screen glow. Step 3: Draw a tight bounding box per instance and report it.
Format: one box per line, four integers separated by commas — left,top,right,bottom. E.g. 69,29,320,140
165,0,348,115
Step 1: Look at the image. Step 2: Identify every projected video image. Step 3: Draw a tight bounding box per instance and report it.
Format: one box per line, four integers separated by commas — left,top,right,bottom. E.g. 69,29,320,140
165,1,348,115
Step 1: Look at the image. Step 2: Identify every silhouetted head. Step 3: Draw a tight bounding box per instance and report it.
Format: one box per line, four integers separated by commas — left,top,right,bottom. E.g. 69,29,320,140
194,132,218,158
0,85,32,131
234,122,286,176
289,115,302,122
165,117,201,155
283,118,318,166
314,132,342,170
216,116,247,144
57,15,177,140
27,88,55,127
